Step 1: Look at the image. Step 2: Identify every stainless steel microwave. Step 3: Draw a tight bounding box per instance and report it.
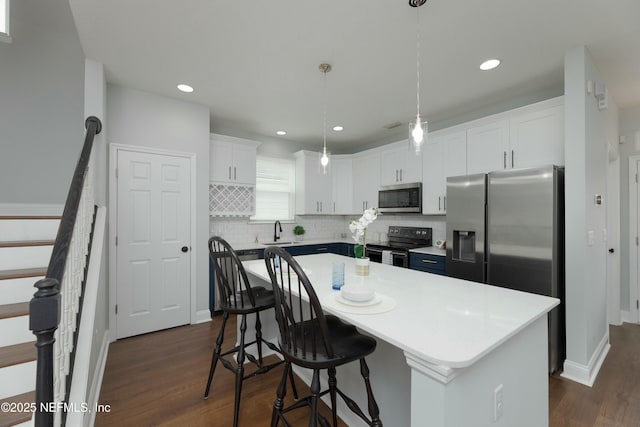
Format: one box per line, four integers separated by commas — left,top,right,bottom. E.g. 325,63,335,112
378,183,422,213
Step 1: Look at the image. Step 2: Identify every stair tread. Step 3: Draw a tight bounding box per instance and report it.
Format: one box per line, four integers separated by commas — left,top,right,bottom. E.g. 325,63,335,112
0,303,29,320
0,215,60,220
0,240,55,248
0,342,36,369
0,391,35,426
0,268,47,281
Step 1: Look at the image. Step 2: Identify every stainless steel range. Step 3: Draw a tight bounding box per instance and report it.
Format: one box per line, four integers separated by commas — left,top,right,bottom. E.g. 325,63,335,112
366,226,432,268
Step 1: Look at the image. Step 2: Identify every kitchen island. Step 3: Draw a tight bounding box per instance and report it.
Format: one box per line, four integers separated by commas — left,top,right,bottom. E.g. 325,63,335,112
243,253,559,427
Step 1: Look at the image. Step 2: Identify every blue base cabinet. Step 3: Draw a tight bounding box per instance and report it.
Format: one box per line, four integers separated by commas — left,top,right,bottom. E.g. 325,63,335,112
409,253,446,275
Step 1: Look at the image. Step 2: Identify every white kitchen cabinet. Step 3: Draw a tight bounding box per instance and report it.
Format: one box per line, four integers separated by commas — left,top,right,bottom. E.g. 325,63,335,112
422,131,467,214
509,105,564,169
295,151,332,214
352,151,380,213
466,101,564,174
466,120,510,174
210,137,258,184
331,157,353,214
380,143,422,186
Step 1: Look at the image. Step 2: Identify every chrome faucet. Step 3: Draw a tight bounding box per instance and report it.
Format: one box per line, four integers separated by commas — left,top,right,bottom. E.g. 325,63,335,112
273,220,282,242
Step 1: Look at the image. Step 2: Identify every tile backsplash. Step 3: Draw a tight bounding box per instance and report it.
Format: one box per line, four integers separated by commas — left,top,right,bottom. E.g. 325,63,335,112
210,214,446,245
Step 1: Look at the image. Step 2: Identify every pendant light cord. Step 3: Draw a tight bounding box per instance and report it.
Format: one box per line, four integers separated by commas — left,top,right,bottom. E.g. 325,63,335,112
323,67,327,154
415,4,421,117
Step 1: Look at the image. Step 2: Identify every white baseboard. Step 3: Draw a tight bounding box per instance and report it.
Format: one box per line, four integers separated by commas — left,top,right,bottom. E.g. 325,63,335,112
561,332,610,387
621,310,635,324
195,309,212,324
87,331,110,427
0,203,63,216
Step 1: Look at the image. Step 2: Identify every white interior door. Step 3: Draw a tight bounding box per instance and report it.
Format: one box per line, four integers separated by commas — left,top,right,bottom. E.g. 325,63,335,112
116,149,191,338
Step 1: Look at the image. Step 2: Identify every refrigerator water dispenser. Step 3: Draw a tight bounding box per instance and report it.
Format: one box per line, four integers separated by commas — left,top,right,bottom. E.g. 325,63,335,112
453,231,476,262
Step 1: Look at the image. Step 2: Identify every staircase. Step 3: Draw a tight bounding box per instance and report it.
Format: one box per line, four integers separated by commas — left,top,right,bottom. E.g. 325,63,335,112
0,216,61,427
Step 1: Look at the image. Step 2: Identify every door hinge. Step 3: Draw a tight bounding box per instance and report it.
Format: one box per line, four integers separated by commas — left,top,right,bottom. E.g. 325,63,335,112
636,173,638,183
636,236,638,246
115,236,118,246
637,300,639,310
115,304,118,315
115,168,119,178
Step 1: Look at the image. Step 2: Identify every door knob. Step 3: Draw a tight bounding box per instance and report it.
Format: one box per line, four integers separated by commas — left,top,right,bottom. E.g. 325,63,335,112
608,248,615,254
182,246,189,253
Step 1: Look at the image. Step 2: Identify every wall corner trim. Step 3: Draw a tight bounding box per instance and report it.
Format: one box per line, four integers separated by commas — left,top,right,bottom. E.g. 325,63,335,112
561,332,610,387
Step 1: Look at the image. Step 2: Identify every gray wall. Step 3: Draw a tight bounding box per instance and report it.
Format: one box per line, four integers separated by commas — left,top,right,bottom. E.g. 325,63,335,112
0,0,84,203
618,105,640,312
107,84,211,315
564,46,616,372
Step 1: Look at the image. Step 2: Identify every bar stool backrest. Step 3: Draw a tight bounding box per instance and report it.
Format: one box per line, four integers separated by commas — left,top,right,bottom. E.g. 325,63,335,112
209,236,258,310
264,246,334,361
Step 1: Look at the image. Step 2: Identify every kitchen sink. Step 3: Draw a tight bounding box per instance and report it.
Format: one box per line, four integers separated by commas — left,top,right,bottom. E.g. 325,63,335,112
260,241,301,246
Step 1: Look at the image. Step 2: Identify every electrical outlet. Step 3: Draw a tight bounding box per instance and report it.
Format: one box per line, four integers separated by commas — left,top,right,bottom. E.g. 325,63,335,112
494,384,503,421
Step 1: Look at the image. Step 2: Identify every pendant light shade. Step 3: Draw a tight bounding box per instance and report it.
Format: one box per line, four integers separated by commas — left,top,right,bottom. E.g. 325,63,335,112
409,114,428,153
408,0,428,154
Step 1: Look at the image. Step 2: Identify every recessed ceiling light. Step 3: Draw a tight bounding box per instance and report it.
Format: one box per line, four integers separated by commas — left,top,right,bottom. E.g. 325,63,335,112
276,130,287,136
177,84,194,93
479,59,501,71
332,126,344,132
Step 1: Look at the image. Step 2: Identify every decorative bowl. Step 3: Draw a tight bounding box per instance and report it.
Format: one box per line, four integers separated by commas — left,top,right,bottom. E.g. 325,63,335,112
340,283,375,302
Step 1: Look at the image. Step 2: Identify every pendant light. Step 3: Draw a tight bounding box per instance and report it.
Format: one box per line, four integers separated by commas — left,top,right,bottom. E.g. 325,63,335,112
319,63,332,174
408,0,428,154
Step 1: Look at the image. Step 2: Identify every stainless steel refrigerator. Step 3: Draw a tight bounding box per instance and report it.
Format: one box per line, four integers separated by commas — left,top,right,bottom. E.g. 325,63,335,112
446,165,565,373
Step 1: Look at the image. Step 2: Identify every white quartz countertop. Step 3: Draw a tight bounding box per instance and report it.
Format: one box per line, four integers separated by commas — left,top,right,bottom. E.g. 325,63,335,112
409,247,446,256
243,253,558,369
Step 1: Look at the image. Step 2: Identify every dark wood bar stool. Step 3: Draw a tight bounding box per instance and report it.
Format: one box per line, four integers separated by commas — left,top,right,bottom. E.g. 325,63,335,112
204,236,297,427
264,246,383,427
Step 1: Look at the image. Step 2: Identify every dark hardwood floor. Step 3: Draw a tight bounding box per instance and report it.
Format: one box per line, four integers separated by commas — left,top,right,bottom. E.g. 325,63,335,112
96,315,346,426
97,317,640,426
549,322,640,426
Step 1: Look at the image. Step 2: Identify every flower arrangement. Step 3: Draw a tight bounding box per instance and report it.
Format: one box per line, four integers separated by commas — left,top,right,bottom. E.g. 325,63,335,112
349,207,379,258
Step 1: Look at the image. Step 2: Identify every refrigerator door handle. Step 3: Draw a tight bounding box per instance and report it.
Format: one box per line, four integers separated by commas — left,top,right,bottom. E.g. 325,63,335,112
503,151,507,169
511,150,514,168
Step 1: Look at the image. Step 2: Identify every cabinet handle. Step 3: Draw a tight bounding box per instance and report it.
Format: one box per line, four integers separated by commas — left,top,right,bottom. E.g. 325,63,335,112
444,196,446,211
400,169,403,182
333,202,336,213
511,150,514,168
316,201,319,212
438,196,441,211
320,201,323,212
421,259,438,264
396,170,399,182
228,166,232,180
316,247,328,252
503,152,506,169
234,166,237,180
366,201,368,209
363,201,365,211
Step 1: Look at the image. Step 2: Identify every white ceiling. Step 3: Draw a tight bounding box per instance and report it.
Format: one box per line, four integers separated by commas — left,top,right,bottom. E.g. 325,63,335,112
68,0,640,151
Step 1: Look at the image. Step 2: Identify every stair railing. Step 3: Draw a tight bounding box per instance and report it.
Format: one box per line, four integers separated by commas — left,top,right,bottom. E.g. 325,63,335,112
29,116,102,427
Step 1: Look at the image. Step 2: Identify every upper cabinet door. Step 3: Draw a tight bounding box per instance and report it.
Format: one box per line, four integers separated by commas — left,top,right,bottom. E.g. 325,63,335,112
232,144,257,184
422,130,466,215
210,139,258,185
331,158,353,215
466,120,510,174
352,152,380,212
380,144,422,186
509,105,564,169
210,141,234,183
421,141,444,214
295,151,332,214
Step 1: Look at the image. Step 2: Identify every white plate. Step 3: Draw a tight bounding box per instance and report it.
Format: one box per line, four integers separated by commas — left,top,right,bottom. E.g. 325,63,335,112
335,292,382,307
